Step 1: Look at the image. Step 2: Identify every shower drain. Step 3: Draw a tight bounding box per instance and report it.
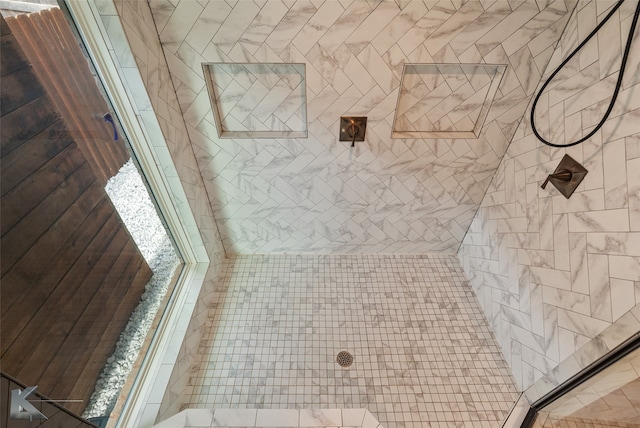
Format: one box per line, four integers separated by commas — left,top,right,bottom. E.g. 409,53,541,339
336,351,353,367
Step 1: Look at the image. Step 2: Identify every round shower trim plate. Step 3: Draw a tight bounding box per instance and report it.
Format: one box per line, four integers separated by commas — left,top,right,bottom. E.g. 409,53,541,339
336,351,353,367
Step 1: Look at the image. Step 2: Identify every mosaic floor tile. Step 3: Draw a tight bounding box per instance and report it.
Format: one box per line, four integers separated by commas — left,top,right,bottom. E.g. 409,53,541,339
189,254,519,428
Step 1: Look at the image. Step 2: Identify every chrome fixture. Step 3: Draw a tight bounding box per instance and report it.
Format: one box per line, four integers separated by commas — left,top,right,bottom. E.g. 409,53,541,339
339,116,367,147
541,154,588,199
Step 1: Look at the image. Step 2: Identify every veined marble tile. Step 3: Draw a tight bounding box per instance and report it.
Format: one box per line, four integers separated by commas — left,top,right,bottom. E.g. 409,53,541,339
345,0,399,56
186,255,518,427
292,2,344,55
610,278,636,320
299,409,342,427
256,409,299,427
551,189,605,214
424,1,485,57
370,0,427,55
460,0,639,393
568,209,630,233
557,308,610,338
203,63,307,138
212,409,257,426
118,0,640,406
629,157,640,231
587,233,640,256
608,255,640,281
603,139,628,209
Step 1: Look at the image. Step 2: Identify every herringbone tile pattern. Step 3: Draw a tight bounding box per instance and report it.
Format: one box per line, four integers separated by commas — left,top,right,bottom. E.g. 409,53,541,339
393,63,505,138
203,63,307,137
149,0,577,254
458,0,640,390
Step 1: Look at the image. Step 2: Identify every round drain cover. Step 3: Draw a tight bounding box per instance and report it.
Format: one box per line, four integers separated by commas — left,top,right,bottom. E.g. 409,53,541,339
336,351,353,367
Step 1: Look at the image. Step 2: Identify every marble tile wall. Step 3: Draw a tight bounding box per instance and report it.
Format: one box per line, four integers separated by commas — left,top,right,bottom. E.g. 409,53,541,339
148,0,577,254
458,0,640,391
187,254,519,428
100,0,226,422
204,62,307,138
393,63,505,139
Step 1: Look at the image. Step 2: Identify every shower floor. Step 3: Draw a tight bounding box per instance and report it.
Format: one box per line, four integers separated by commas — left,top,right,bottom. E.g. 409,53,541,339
188,254,519,428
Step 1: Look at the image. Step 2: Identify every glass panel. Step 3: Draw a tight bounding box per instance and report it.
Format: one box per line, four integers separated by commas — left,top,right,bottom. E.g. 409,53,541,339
536,348,640,428
0,2,182,423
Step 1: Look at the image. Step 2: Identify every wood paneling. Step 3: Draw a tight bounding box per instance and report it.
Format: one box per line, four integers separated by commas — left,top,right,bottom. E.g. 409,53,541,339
5,7,129,186
0,13,153,416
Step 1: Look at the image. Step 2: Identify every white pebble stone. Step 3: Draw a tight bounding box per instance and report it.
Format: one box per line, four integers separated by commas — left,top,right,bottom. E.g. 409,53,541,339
82,160,180,420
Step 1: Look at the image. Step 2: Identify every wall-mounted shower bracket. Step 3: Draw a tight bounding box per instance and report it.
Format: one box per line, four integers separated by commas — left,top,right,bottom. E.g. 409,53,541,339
541,154,588,199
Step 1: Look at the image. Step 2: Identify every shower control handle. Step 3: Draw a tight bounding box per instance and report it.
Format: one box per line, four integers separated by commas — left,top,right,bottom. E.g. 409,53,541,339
349,123,359,148
541,170,572,189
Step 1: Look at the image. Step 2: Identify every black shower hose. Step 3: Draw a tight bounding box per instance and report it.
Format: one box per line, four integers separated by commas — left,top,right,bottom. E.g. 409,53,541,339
530,0,640,148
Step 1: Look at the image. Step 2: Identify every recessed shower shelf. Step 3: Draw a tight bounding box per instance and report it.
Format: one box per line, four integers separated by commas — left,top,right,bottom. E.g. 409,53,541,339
203,63,307,139
392,63,506,139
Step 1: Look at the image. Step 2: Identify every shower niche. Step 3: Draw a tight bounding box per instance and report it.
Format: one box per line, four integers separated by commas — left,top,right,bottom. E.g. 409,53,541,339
203,63,308,139
392,63,506,139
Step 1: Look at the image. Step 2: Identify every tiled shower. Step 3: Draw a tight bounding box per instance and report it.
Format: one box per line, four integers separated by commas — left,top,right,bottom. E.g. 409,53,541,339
458,0,640,391
87,0,640,426
188,255,519,427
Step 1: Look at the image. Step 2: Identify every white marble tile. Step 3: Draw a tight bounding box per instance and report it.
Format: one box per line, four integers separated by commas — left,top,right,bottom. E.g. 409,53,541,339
557,308,610,338
568,233,590,295
361,410,379,428
185,409,215,426
240,1,288,55
603,107,640,142
265,2,318,55
356,45,399,96
610,278,636,320
299,409,341,426
211,1,261,54
543,286,590,315
106,1,640,417
458,0,639,394
316,1,372,55
184,255,518,426
587,253,612,321
371,1,427,55
587,232,640,256
293,4,343,55
626,135,640,160
256,409,299,427
425,1,486,57
152,408,185,428
212,409,257,426
603,138,628,209
551,189,605,214
341,409,366,427
629,158,640,231
608,255,640,281
345,1,400,55
567,209,630,233
476,2,539,56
